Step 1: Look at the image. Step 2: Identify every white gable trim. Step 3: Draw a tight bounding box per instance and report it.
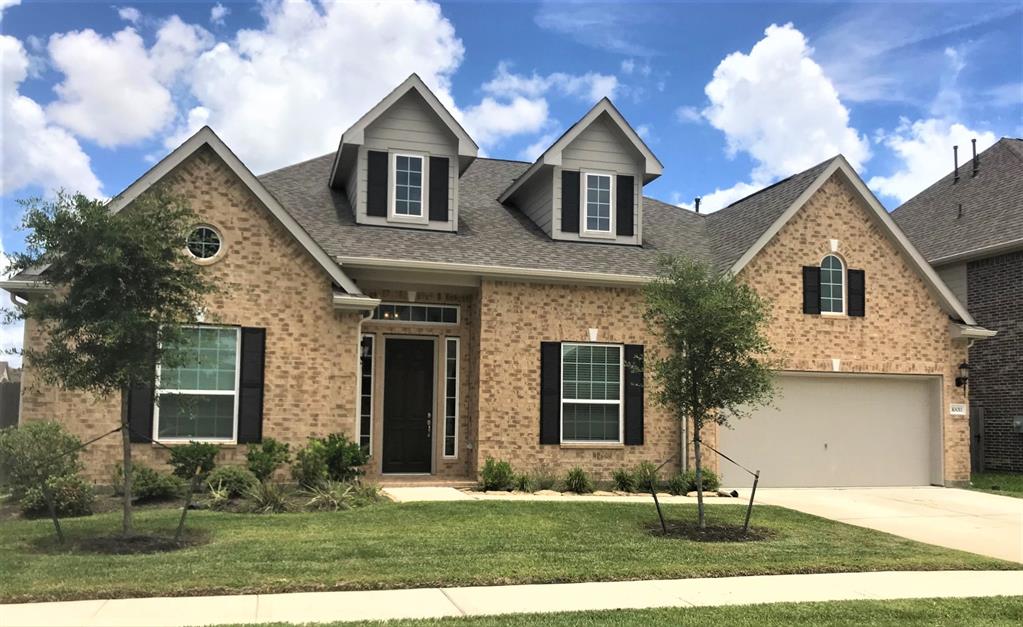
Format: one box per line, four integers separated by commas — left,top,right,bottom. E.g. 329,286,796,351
499,98,663,203
107,126,363,295
729,156,979,326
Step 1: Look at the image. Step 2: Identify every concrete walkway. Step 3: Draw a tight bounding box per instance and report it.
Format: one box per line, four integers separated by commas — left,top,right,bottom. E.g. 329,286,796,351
2,571,1020,626
755,487,1023,563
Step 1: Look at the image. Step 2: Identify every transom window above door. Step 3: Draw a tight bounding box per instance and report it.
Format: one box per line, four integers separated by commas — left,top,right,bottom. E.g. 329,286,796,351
820,254,845,314
394,154,424,217
584,173,612,233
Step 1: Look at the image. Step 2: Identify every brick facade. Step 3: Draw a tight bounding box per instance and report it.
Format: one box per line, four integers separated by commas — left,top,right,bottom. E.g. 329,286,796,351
967,251,1023,472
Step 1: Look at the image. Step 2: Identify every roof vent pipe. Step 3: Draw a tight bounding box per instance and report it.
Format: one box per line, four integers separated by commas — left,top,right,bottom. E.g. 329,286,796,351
972,138,979,177
694,197,701,214
953,145,959,183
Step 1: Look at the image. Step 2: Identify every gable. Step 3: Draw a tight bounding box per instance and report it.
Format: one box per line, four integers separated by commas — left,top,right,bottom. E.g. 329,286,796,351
363,91,458,156
561,113,643,173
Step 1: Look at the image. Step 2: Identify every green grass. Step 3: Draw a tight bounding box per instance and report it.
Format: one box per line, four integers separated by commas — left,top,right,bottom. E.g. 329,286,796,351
0,502,1015,603
971,472,1023,498
235,597,1023,626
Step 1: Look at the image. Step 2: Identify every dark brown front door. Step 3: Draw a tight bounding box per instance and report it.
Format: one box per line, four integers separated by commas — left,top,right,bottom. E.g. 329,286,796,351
383,338,434,473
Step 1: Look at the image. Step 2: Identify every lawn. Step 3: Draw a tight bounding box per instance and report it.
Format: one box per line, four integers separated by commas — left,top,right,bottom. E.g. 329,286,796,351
0,501,1015,603
235,597,1023,627
971,472,1023,498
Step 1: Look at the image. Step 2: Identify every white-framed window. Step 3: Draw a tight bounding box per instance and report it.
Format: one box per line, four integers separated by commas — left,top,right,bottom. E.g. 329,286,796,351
154,326,240,442
392,153,425,218
359,334,374,452
373,302,459,324
583,173,613,234
443,337,459,458
560,343,623,443
185,225,223,260
820,254,845,314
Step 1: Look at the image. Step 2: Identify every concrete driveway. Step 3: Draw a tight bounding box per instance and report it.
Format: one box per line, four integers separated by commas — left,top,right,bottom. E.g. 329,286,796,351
755,487,1023,563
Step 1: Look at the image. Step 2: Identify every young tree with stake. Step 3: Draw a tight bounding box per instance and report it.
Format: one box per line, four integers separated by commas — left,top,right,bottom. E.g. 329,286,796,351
4,189,216,536
643,255,776,529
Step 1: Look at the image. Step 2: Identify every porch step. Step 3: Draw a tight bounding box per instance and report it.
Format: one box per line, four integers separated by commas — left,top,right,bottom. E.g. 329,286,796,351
374,477,476,488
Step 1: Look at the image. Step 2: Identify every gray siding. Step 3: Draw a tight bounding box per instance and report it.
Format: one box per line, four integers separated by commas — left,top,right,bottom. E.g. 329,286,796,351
353,91,459,232
936,262,968,308
513,167,554,236
552,114,643,245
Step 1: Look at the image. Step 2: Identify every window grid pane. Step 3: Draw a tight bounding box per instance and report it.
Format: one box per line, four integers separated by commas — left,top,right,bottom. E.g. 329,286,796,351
585,174,611,232
395,155,423,216
372,302,459,324
562,344,621,442
359,335,374,451
157,326,238,441
444,338,458,457
820,255,844,313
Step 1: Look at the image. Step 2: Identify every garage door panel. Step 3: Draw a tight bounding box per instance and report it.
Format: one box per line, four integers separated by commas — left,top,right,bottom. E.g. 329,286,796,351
717,374,940,488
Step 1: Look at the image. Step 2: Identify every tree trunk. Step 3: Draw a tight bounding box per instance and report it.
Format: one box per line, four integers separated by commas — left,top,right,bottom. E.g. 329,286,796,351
693,422,706,529
42,484,64,544
175,474,199,543
120,387,134,536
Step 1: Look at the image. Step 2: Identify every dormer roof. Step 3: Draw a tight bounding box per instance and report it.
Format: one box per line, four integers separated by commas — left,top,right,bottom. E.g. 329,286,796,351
498,98,663,204
328,74,478,189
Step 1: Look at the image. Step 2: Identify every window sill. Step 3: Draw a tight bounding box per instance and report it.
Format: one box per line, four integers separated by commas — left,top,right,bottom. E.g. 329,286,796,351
151,441,239,448
559,443,625,450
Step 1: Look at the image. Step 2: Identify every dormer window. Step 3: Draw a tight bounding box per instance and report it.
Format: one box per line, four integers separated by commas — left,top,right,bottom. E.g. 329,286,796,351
584,173,613,233
393,154,424,218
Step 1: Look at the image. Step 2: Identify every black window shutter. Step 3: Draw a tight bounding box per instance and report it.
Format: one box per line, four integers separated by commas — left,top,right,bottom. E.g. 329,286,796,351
127,383,154,443
616,175,635,237
624,344,644,445
561,170,580,233
540,342,561,444
848,269,865,317
802,266,821,314
366,150,388,217
237,327,266,444
428,156,449,222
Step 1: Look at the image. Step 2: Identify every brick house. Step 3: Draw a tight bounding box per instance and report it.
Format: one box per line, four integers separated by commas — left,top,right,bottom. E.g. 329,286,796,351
2,75,994,488
893,138,1022,473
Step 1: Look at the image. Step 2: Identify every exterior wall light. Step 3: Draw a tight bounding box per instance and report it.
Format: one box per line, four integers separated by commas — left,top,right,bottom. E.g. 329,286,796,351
955,362,970,388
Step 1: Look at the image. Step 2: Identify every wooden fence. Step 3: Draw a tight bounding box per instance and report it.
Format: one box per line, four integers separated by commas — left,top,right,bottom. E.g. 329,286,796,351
0,381,20,429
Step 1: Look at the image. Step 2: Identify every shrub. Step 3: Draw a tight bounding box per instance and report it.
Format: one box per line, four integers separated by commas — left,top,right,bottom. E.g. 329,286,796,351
564,467,593,494
670,469,721,494
168,442,219,481
291,439,329,488
20,474,94,518
246,438,291,482
206,465,258,499
0,422,83,500
304,480,382,512
633,461,660,492
513,474,533,492
133,464,185,502
612,468,637,492
479,458,514,491
246,481,290,514
530,462,558,491
207,482,232,511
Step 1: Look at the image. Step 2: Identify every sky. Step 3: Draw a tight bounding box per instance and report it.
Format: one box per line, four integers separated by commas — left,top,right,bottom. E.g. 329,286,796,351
0,0,1021,364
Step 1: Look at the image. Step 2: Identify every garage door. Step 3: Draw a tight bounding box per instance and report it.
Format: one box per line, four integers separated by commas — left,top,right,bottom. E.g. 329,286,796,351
717,374,942,488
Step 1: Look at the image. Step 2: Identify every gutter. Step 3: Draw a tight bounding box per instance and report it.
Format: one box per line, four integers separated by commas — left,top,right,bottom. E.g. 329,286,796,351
338,256,652,287
0,279,50,295
949,322,998,340
929,237,1023,267
332,292,381,312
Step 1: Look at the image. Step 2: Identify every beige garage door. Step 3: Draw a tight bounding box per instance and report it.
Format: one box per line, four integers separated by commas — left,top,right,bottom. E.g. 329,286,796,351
717,374,942,488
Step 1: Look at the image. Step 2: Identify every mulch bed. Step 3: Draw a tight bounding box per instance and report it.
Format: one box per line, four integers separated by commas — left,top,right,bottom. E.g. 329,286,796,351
647,521,775,542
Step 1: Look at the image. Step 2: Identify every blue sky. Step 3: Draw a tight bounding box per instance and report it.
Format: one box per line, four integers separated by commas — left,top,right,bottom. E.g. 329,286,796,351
1,0,1021,359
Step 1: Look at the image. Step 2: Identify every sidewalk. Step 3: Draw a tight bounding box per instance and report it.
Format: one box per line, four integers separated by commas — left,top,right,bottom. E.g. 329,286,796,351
3,571,1020,627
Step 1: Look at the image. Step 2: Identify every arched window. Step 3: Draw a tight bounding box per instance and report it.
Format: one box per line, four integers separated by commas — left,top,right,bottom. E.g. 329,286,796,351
820,254,845,314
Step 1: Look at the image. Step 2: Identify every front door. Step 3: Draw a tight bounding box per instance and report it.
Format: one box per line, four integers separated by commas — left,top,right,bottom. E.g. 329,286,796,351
383,338,434,473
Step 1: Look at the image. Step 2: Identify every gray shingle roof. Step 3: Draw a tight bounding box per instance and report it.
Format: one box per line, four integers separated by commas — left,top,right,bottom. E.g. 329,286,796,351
259,154,838,278
892,138,1023,264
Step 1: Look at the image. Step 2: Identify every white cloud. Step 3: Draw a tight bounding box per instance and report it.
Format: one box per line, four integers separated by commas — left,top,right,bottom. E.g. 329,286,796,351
674,105,701,124
0,35,102,198
868,118,997,203
635,124,651,140
620,59,635,74
210,3,229,26
117,6,141,24
535,1,657,56
703,23,871,183
149,16,214,84
0,0,20,18
176,0,464,172
676,182,762,214
463,96,549,147
518,130,560,162
46,27,180,147
0,236,23,367
482,62,618,102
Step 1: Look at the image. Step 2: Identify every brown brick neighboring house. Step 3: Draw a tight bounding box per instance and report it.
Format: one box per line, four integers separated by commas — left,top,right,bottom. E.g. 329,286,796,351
893,138,1023,473
2,75,992,487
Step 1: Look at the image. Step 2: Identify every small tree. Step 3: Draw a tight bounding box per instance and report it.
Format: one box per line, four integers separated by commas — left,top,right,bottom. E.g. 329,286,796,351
643,255,776,528
4,189,216,536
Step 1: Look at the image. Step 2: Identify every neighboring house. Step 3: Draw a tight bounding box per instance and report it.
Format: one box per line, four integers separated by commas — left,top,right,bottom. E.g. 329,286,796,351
893,138,1023,473
1,75,993,488
0,361,18,383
